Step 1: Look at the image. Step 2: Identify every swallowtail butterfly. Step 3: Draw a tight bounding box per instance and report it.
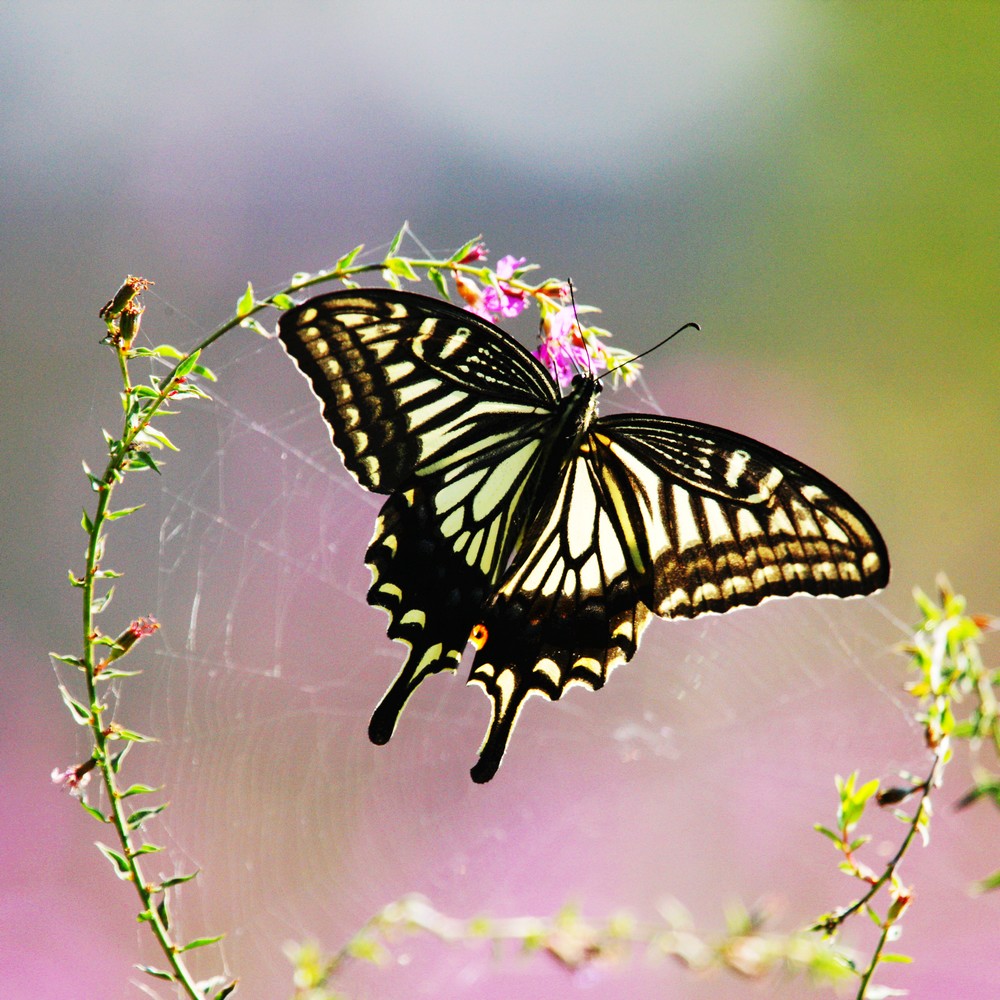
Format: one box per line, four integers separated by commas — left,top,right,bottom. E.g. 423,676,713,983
278,289,889,782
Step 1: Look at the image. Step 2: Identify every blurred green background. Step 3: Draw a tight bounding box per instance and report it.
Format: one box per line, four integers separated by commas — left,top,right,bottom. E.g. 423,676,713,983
2,4,996,999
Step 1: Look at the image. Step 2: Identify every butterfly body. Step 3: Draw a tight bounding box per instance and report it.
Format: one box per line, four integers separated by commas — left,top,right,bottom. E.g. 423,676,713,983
279,289,889,782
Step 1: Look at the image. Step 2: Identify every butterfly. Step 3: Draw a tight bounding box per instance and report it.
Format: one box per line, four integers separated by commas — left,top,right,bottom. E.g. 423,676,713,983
278,289,889,782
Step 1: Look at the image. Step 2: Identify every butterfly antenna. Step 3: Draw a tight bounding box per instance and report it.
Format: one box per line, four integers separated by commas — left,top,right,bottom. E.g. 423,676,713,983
598,320,701,382
564,280,590,378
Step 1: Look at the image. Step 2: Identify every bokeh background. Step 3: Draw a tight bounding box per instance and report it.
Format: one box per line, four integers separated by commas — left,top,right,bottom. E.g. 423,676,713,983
2,3,997,999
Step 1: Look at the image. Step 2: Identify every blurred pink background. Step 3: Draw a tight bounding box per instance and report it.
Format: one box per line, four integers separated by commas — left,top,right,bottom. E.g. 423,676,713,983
2,4,997,999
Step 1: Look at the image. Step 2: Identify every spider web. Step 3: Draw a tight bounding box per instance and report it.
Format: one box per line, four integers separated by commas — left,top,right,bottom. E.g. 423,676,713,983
115,290,922,1000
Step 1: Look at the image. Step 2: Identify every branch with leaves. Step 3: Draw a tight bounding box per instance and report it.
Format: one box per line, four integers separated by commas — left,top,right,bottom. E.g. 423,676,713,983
810,576,997,998
49,226,637,998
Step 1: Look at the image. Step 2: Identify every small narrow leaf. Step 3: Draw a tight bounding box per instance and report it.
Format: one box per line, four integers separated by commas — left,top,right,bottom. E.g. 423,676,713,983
335,243,364,271
211,980,239,1000
387,222,407,256
132,843,165,855
96,841,132,879
427,267,449,299
161,869,200,889
157,895,170,930
110,742,133,772
101,660,141,677
113,726,155,743
120,783,161,798
191,362,217,381
137,426,179,451
126,803,168,829
975,869,1000,893
58,685,92,724
106,504,144,520
179,933,225,953
174,349,202,380
79,799,108,823
90,586,115,614
81,508,94,534
236,282,255,318
51,651,84,667
239,317,269,337
268,292,294,310
128,451,161,474
137,965,175,982
385,256,419,281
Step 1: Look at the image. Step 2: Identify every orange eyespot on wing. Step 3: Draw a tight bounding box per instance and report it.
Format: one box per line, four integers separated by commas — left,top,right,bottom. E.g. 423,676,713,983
469,623,489,650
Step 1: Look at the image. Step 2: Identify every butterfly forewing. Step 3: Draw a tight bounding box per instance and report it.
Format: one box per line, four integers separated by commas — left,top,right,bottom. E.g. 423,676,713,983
279,290,559,492
596,415,889,615
279,290,566,746
278,289,890,782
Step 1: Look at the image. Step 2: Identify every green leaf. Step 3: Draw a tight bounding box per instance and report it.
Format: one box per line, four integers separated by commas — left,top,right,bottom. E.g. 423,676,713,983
179,933,225,953
51,651,84,667
131,384,160,398
269,292,294,311
211,980,239,1000
136,343,185,359
120,782,161,798
174,348,202,379
110,742,132,772
427,267,449,299
126,803,168,829
97,667,143,681
161,869,200,889
336,243,364,271
113,726,156,743
79,799,108,823
58,685,91,724
975,868,1000,893
814,824,841,844
90,586,115,614
93,568,123,579
385,256,419,281
106,504,144,521
137,965,175,982
387,222,407,256
96,841,132,879
136,426,179,451
132,843,165,855
236,282,255,318
128,451,161,474
157,895,170,929
239,317,269,337
190,362,217,381
81,508,94,534
879,952,914,963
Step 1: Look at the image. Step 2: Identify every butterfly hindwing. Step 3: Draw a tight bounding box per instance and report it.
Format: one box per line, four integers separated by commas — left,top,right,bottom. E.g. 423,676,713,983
466,414,889,781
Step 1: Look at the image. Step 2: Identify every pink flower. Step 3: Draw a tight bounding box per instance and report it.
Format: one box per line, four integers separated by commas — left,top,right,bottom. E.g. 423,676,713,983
533,307,594,388
481,255,528,319
51,759,96,797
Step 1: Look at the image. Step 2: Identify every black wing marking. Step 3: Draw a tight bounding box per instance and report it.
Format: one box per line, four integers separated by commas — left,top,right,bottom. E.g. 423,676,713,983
278,289,558,492
466,415,889,781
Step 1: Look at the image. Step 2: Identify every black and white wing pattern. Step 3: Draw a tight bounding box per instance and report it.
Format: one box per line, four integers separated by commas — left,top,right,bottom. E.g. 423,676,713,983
278,289,890,782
